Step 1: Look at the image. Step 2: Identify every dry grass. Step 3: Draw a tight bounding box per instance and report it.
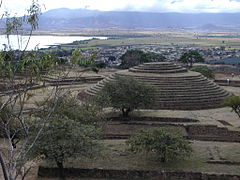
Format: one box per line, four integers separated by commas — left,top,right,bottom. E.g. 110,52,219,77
37,140,240,175
135,107,240,130
221,86,240,96
52,31,240,50
2,67,240,179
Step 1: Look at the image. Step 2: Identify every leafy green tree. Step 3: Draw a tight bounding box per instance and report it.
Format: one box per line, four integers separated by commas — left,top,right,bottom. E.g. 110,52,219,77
32,95,104,169
223,96,240,118
191,65,215,79
126,128,192,162
120,49,166,69
0,2,68,180
98,76,156,117
0,2,54,180
32,118,101,169
71,48,104,73
178,50,204,68
37,94,105,125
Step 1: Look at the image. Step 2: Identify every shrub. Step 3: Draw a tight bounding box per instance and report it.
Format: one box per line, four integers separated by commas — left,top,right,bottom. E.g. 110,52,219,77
97,76,156,117
126,128,192,162
32,95,104,169
191,65,215,79
178,50,204,68
120,49,166,69
223,96,240,118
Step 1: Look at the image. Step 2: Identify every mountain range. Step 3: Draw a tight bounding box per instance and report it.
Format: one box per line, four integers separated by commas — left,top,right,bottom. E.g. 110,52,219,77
2,8,240,31
37,8,240,31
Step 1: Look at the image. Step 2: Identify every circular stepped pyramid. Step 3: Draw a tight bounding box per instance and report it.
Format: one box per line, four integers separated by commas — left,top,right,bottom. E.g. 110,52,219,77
82,62,231,110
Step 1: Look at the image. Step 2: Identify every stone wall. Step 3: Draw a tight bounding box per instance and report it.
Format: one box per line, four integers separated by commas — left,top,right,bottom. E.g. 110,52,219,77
38,166,240,180
186,125,240,137
109,116,198,122
215,79,240,87
186,125,240,142
44,76,103,86
209,65,240,74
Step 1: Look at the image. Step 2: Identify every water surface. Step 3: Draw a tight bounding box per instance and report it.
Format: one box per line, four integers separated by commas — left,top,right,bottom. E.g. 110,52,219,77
0,35,107,51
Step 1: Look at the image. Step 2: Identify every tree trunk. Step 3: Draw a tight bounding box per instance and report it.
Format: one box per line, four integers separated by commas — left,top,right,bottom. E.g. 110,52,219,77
125,108,131,117
56,161,65,179
0,152,9,180
190,61,193,68
122,108,127,118
57,161,63,169
122,108,131,118
160,157,166,163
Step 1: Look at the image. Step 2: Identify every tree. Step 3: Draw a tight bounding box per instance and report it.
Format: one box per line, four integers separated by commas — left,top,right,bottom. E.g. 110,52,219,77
33,118,101,169
178,50,204,68
0,2,65,180
98,76,156,117
0,2,103,180
191,65,215,79
0,52,58,180
120,49,166,69
126,128,192,162
71,48,102,73
31,95,104,170
223,96,240,118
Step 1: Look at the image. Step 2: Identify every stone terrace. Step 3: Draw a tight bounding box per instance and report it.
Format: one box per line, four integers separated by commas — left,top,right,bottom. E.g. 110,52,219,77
83,62,231,110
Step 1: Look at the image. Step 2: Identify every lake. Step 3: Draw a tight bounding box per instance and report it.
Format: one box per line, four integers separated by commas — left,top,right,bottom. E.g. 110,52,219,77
0,35,107,51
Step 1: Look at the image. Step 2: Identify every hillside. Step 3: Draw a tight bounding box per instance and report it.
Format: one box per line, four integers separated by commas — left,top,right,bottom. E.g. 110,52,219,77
37,8,240,31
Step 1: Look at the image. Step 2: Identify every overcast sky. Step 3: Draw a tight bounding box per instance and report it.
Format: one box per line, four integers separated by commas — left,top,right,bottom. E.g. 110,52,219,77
2,0,240,15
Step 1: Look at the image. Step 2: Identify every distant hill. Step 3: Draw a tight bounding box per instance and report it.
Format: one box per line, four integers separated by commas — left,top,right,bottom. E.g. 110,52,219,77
3,8,240,31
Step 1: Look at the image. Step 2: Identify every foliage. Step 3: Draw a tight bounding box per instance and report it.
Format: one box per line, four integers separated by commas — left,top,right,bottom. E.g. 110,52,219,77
0,2,65,180
120,49,166,69
126,128,192,162
37,94,105,125
52,49,74,57
0,51,57,78
71,48,96,66
71,48,105,73
32,118,101,169
95,62,107,69
19,53,57,75
3,0,41,51
0,50,57,180
178,50,204,68
32,95,104,169
0,103,27,148
191,65,215,79
98,76,156,117
223,96,240,118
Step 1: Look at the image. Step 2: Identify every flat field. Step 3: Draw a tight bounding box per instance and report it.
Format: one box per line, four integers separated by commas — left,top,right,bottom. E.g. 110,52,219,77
38,139,240,175
35,30,240,50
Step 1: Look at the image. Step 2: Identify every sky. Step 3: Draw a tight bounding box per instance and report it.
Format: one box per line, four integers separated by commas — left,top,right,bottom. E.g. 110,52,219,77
1,0,240,15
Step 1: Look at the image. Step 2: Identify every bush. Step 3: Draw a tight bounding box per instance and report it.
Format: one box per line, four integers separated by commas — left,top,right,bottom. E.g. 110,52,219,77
191,65,215,79
126,128,192,162
119,49,166,69
178,50,204,68
223,96,240,118
97,76,156,117
32,95,104,169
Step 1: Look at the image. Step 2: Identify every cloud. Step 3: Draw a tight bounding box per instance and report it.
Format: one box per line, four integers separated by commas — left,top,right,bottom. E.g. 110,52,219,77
82,0,240,13
2,0,240,14
0,0,33,16
158,0,240,13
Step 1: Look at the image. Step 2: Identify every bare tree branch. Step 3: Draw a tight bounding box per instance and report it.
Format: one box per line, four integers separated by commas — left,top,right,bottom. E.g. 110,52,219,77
0,151,9,180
